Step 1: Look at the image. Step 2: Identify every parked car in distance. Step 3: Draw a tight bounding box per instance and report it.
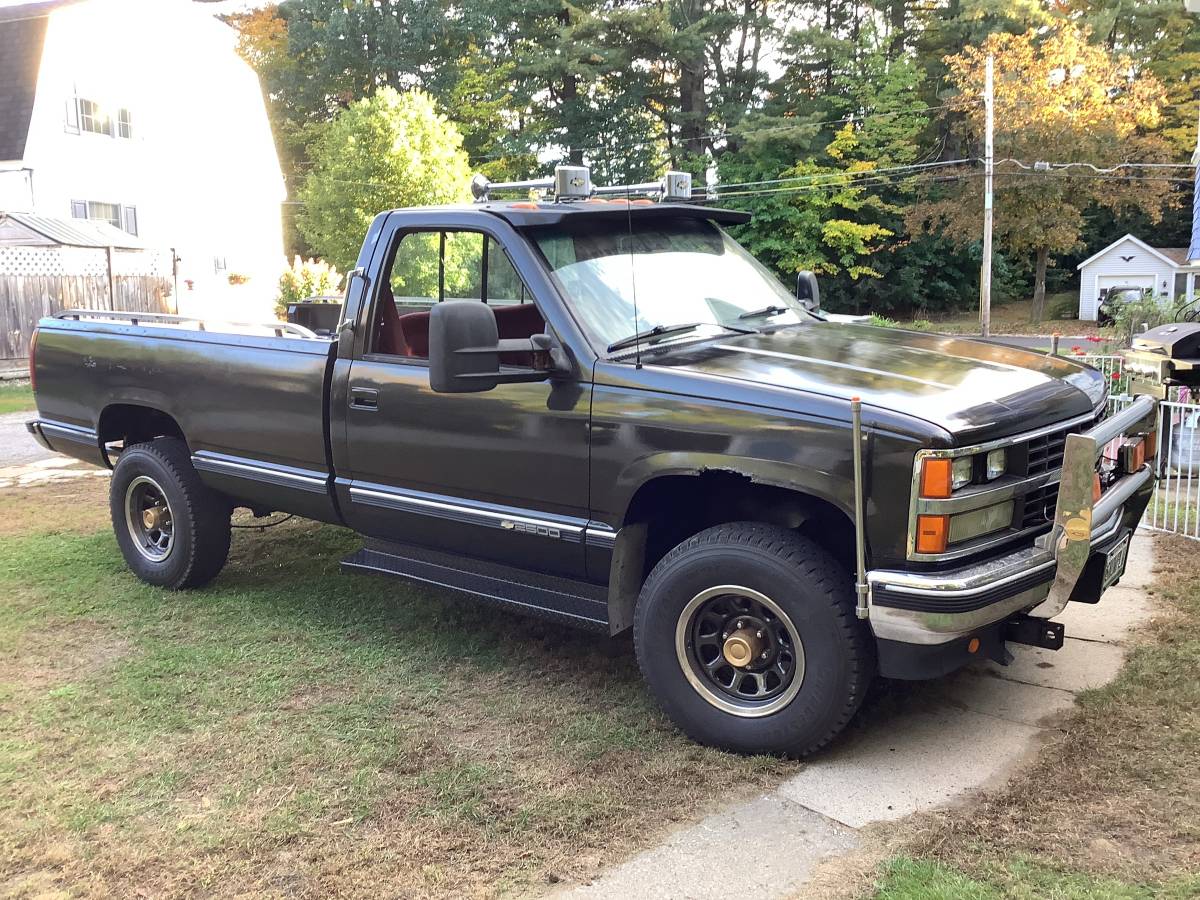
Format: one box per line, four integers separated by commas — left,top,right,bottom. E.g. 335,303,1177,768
1097,285,1152,327
27,166,1160,756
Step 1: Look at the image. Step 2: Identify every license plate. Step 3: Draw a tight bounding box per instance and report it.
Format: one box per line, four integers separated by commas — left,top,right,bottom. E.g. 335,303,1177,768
1101,533,1132,589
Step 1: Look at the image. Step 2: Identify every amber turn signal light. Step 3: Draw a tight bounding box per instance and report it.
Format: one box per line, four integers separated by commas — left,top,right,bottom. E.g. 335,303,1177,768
1092,472,1102,504
1143,429,1157,460
915,514,949,553
920,459,953,499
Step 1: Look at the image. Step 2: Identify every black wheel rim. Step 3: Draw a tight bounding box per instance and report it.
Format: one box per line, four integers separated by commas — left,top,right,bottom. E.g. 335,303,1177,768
674,585,805,717
124,475,174,562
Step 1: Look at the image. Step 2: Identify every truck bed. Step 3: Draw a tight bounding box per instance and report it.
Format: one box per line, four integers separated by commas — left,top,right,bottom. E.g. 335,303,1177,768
30,311,340,523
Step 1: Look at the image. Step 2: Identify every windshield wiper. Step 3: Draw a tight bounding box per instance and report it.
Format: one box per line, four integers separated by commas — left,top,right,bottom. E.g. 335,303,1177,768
607,322,753,354
738,304,792,322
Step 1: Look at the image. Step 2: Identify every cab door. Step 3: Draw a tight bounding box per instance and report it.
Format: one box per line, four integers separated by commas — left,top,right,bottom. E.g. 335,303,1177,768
331,212,594,578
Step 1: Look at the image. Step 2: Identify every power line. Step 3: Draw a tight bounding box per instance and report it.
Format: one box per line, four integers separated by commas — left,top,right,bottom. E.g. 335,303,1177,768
996,158,1194,173
703,171,985,201
700,158,976,193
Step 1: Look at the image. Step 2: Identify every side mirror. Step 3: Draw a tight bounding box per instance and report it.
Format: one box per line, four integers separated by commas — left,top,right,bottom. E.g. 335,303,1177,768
429,300,565,394
796,271,820,312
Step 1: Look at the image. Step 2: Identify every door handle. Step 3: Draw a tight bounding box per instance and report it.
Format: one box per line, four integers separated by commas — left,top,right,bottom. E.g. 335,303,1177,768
350,387,379,410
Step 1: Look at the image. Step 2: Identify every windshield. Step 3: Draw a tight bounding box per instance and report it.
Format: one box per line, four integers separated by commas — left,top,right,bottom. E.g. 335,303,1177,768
530,217,811,352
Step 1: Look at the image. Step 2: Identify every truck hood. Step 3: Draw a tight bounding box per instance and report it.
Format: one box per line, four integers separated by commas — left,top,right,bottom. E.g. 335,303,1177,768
648,323,1106,441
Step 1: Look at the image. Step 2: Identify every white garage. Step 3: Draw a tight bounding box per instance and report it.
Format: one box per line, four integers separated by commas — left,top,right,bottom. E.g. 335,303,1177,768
1076,234,1198,321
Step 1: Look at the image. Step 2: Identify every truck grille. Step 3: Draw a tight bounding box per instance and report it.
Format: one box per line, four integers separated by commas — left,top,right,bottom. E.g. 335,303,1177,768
1014,408,1105,530
1018,483,1058,529
1021,411,1102,476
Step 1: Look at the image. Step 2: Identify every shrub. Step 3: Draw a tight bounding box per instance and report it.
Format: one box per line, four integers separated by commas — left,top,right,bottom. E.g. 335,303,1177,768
276,256,343,319
1046,293,1078,320
868,313,899,328
1108,292,1177,346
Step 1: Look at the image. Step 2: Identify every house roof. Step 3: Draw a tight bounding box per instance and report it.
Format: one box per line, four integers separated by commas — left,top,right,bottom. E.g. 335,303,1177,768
0,211,144,248
1075,233,1193,271
0,1,80,161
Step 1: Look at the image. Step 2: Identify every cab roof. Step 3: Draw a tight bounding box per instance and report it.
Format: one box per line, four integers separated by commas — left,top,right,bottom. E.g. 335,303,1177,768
395,200,751,229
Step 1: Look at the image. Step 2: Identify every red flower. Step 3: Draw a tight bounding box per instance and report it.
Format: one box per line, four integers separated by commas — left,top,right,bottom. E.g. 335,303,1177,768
1071,346,1084,354
1111,371,1121,380
1086,335,1103,343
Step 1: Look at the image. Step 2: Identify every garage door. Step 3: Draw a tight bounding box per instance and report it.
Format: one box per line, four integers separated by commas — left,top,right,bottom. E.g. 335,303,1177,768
1098,274,1155,296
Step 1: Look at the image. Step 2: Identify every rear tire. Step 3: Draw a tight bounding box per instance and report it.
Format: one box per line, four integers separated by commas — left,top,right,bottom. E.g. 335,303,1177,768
633,522,873,757
110,438,231,589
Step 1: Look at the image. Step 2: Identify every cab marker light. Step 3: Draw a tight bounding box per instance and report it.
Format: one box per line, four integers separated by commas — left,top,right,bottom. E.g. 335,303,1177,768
1143,429,1157,460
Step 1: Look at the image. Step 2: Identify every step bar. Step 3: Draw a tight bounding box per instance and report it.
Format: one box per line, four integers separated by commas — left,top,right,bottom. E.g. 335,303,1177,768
341,542,609,631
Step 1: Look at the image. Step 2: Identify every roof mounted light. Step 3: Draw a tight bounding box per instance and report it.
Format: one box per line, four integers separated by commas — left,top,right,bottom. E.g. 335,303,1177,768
661,171,692,200
555,165,592,199
471,165,694,204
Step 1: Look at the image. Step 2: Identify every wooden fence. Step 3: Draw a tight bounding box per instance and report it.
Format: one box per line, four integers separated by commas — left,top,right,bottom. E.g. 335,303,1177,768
0,244,175,361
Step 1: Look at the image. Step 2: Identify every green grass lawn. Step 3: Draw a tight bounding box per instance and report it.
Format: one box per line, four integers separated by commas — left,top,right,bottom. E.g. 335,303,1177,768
0,478,791,897
0,381,35,414
867,536,1200,899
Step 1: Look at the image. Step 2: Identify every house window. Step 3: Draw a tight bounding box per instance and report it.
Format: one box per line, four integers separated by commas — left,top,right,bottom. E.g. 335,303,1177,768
78,99,112,136
70,200,138,236
69,98,133,139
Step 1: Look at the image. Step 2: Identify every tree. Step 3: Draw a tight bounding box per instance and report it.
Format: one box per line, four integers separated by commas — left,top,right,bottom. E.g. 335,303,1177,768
906,24,1176,322
1066,0,1200,160
296,89,471,271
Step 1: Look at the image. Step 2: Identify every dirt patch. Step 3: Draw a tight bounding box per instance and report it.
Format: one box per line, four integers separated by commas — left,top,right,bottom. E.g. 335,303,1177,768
0,619,132,692
0,476,111,537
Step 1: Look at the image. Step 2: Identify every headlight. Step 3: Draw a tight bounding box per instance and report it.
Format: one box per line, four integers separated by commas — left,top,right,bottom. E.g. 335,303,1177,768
985,448,1006,481
951,456,973,490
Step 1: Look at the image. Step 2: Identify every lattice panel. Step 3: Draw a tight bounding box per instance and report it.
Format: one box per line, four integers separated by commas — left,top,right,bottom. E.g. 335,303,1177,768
0,245,171,278
112,248,173,278
0,245,69,277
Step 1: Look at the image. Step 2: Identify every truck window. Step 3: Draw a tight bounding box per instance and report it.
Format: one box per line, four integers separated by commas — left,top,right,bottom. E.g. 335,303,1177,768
372,230,543,362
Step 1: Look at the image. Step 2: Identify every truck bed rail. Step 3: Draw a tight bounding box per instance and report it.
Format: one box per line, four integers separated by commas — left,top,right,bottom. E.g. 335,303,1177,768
53,309,320,340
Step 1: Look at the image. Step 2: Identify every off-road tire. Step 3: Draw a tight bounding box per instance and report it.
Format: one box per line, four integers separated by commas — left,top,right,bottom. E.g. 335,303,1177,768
110,437,231,589
633,522,874,757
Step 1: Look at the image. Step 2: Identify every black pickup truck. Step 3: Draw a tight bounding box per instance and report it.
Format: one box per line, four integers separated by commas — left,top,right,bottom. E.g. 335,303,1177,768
27,167,1162,756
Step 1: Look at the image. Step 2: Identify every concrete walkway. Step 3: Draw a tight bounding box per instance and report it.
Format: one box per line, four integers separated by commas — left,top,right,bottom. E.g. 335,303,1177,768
558,535,1156,899
0,421,108,488
0,411,53,468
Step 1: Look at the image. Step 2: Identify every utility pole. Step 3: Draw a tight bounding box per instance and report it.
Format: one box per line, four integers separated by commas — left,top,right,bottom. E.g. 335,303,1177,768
979,54,994,338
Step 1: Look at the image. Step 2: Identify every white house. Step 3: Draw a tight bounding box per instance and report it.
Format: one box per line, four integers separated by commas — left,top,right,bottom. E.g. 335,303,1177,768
1076,234,1199,321
0,0,286,320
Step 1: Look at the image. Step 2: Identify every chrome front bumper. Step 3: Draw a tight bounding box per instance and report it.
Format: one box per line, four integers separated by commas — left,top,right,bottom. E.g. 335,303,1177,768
868,395,1157,647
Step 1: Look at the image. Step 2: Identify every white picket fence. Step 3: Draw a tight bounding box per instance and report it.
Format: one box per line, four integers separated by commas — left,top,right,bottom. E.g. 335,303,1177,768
1086,353,1200,541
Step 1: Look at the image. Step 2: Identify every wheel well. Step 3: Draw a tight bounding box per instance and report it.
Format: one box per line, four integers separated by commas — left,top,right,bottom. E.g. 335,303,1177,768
98,404,185,456
623,472,856,577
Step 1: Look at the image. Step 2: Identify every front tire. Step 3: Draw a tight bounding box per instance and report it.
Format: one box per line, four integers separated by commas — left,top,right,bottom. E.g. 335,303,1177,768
110,438,231,589
634,522,873,757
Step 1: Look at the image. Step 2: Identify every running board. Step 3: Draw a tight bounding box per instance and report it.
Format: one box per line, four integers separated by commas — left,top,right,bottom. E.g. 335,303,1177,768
340,541,609,631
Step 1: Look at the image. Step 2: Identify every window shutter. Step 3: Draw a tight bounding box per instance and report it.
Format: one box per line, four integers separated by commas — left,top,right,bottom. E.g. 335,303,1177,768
70,200,87,219
122,205,138,236
64,97,79,133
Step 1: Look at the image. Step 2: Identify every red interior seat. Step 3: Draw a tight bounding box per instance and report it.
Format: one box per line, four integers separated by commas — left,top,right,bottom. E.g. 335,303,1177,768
398,311,431,358
373,286,409,356
376,297,544,366
494,304,544,366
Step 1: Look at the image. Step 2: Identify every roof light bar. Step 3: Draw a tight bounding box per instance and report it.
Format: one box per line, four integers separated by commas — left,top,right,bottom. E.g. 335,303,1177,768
471,166,693,204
